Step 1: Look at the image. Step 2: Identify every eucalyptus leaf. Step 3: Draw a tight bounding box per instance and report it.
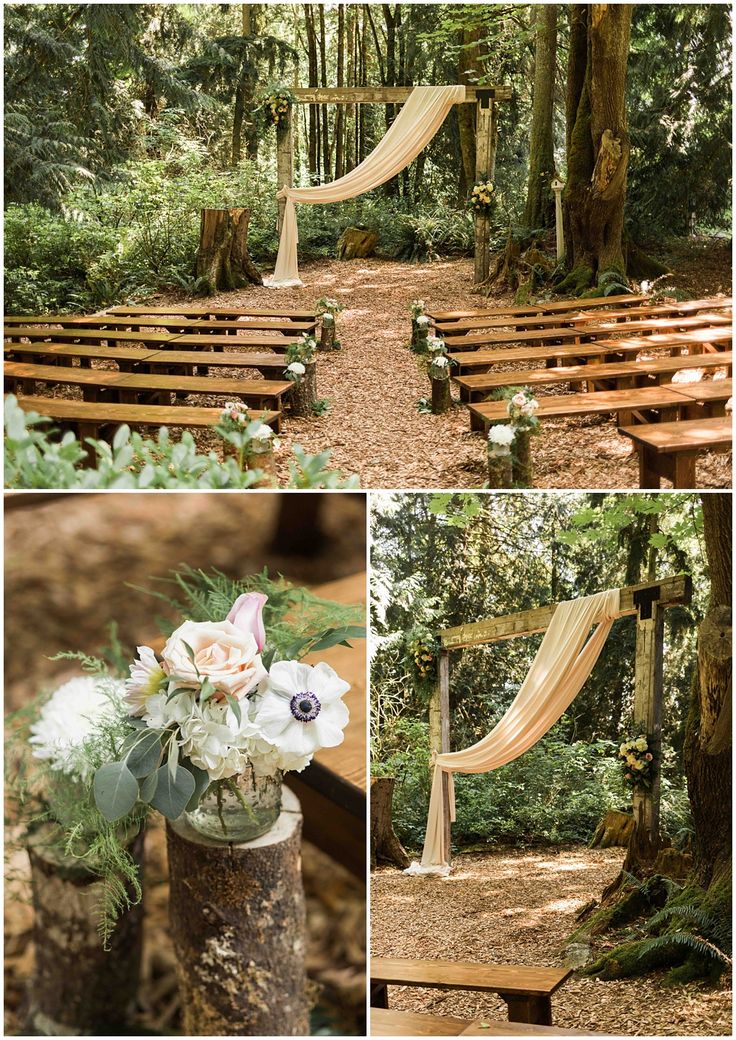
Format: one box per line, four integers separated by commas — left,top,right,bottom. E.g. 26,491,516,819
125,728,163,778
183,760,212,812
139,770,159,804
150,763,196,820
93,762,139,822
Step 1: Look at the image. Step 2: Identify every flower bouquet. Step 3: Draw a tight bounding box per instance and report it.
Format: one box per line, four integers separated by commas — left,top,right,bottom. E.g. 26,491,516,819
618,734,656,789
284,334,318,416
469,180,496,216
507,387,541,431
215,403,280,482
316,296,344,350
486,423,516,487
263,89,294,129
93,580,361,845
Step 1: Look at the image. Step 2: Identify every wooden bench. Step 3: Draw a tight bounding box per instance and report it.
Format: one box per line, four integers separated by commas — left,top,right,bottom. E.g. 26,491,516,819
618,416,733,489
370,1008,602,1037
371,957,572,1026
11,395,279,441
4,326,292,352
466,384,729,433
4,341,290,381
5,314,317,334
170,332,293,353
5,362,291,420
453,352,733,403
428,293,651,322
440,315,731,352
449,328,733,376
107,304,316,321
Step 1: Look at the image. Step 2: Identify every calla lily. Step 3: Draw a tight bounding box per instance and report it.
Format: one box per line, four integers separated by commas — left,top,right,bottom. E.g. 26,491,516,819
227,592,268,651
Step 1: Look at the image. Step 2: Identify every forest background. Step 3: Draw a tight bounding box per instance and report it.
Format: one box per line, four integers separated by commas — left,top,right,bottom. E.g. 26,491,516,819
4,3,732,314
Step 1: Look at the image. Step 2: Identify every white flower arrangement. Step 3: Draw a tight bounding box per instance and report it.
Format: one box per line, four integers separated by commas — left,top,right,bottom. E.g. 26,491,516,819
264,90,293,128
470,180,496,214
316,295,344,317
29,676,124,782
617,734,655,789
93,593,356,822
409,299,426,320
284,334,317,382
429,355,451,381
220,401,250,427
507,388,541,431
286,361,306,378
427,335,446,355
416,315,431,327
487,424,516,455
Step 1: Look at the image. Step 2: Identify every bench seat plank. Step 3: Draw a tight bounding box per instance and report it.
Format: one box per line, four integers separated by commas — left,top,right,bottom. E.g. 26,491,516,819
5,315,316,334
171,333,292,352
369,1008,601,1037
4,341,288,374
449,329,733,375
372,958,571,998
618,417,732,489
434,298,732,334
108,304,315,321
5,327,177,346
428,293,650,322
442,316,730,351
453,353,733,402
12,395,279,433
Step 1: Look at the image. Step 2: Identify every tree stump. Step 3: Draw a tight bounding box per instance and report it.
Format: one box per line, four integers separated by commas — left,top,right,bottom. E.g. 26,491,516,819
245,440,278,487
370,777,410,870
26,827,144,1035
196,208,263,293
289,361,318,418
487,450,513,488
512,429,534,486
431,374,451,415
319,314,338,351
336,227,379,260
590,810,635,849
411,322,429,354
166,787,309,1036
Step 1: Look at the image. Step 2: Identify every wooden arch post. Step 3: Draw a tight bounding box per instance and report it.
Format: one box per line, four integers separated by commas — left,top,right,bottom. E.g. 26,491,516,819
434,575,692,870
474,90,499,286
276,107,294,234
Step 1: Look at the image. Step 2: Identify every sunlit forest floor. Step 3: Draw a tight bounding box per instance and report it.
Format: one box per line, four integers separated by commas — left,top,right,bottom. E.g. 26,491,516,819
4,493,366,1035
30,235,723,489
371,846,732,1035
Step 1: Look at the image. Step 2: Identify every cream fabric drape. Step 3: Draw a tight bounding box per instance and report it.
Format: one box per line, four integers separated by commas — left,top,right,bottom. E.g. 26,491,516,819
407,589,621,875
264,85,466,288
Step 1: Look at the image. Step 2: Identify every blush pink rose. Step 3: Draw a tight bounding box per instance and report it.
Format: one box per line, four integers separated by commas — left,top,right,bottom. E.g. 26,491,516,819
227,592,268,651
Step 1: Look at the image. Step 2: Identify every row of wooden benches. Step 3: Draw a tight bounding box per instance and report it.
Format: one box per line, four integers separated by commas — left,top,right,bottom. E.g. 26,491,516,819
420,294,732,489
4,304,321,440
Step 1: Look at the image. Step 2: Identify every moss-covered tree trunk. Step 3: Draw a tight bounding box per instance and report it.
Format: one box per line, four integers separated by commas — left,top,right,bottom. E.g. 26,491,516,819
560,4,633,291
523,5,558,229
196,208,263,293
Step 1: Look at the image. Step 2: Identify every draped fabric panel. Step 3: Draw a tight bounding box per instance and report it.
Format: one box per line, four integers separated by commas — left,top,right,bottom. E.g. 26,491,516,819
407,589,622,875
264,85,466,288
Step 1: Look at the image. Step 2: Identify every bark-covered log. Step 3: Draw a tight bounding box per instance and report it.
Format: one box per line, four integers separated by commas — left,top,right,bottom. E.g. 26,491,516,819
196,208,263,293
289,361,318,418
337,227,379,260
319,314,338,351
512,429,534,487
167,787,309,1036
370,777,409,870
590,809,635,849
26,827,144,1035
245,441,278,487
430,374,451,415
487,450,513,488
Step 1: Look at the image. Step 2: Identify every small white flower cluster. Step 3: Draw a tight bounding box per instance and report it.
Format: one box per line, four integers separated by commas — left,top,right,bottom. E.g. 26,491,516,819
317,296,343,316
29,676,124,782
221,401,250,426
286,361,306,377
124,594,350,782
487,424,516,452
416,315,431,328
427,335,446,354
409,299,426,320
470,180,495,212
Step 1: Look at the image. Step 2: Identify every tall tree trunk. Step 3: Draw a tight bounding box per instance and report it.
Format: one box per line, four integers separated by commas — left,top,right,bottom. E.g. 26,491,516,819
334,4,346,179
685,494,732,888
382,3,400,197
457,26,483,195
523,5,558,228
345,5,355,173
304,4,319,182
561,3,633,289
359,7,368,162
319,4,331,182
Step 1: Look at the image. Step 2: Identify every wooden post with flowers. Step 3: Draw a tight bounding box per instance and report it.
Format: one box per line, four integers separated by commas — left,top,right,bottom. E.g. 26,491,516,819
316,297,344,351
285,333,318,417
166,786,310,1036
473,93,498,286
429,356,452,414
275,101,294,235
631,598,664,852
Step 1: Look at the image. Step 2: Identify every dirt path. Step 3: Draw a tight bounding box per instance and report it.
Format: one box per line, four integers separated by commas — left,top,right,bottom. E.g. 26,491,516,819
371,848,731,1036
159,254,731,489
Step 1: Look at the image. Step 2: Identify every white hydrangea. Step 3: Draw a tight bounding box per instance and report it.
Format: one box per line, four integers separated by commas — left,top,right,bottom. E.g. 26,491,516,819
427,336,446,353
416,315,430,327
251,423,274,442
29,676,124,781
286,361,306,377
179,699,262,781
432,356,449,368
488,424,516,447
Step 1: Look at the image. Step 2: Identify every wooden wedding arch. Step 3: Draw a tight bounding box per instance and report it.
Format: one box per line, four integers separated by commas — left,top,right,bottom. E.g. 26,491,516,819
273,85,512,283
428,573,692,865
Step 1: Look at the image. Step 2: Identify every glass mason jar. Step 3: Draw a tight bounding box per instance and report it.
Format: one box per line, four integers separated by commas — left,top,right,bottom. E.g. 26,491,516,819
184,766,282,843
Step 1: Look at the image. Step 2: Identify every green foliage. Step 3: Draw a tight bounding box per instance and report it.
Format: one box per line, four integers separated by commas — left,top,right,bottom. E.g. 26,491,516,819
4,396,359,490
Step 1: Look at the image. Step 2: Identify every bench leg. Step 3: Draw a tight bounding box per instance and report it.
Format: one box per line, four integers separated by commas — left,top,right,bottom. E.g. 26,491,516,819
500,994,553,1026
673,453,697,489
469,410,485,433
639,446,664,489
370,983,389,1009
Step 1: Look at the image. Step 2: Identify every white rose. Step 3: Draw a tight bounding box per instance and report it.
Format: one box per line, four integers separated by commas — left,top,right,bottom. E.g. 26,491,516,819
162,619,267,700
287,361,306,376
635,737,648,752
511,392,527,408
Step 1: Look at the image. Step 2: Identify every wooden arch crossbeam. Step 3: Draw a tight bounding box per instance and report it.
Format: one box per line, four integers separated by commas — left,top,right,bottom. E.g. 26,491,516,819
274,84,511,283
430,575,692,863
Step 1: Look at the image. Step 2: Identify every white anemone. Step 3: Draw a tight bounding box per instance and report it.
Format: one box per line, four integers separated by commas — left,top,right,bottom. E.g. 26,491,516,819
251,661,350,758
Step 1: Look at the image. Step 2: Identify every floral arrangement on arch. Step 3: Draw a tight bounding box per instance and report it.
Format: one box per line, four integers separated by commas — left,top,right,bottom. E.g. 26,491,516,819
469,180,496,215
263,88,294,129
284,334,317,383
618,734,655,789
407,632,440,684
